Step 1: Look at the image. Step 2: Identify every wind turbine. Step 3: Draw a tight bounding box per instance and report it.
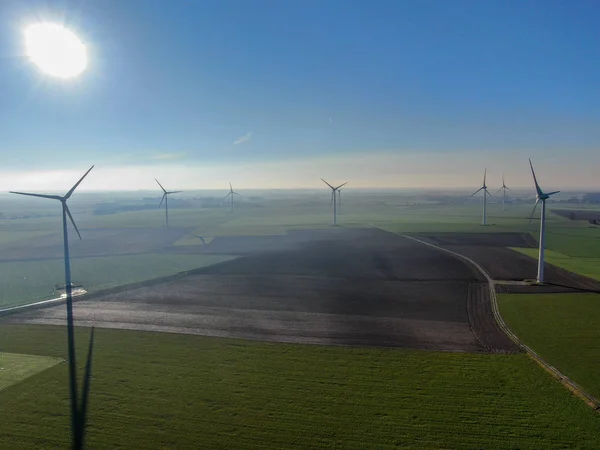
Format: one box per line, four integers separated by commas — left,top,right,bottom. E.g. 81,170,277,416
472,169,492,225
528,159,560,283
322,179,347,226
156,179,182,228
497,174,511,210
224,182,240,213
10,166,95,449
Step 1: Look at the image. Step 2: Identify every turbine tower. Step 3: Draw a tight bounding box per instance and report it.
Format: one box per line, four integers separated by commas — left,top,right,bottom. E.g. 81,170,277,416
224,182,240,213
528,159,560,283
497,174,511,210
337,188,343,214
156,179,182,228
472,169,492,226
10,166,96,449
322,178,347,226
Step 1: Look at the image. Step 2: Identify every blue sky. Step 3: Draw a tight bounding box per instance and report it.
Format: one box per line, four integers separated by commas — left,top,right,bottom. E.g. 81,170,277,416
0,0,599,190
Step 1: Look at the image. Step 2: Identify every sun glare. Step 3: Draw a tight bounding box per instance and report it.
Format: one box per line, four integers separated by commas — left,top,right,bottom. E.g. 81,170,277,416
24,23,87,79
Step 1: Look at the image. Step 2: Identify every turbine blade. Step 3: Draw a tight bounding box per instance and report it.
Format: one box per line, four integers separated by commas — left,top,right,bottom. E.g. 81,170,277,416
9,191,62,200
528,158,544,196
65,204,82,240
497,187,503,193
471,187,484,196
155,178,167,193
77,327,95,445
529,199,540,224
505,186,511,191
547,190,560,196
168,191,183,194
486,189,493,199
65,166,95,199
223,192,232,200
233,191,241,195
159,193,166,208
502,173,505,185
321,178,335,190
229,182,233,193
335,181,348,190
483,169,487,185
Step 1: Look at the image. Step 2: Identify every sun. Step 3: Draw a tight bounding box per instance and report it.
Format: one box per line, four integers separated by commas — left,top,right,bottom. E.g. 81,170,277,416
25,23,87,79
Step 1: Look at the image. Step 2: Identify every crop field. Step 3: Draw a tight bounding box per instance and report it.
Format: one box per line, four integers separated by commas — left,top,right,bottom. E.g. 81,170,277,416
5,228,517,353
498,293,600,399
0,352,62,391
512,247,600,282
0,254,236,309
1,324,600,449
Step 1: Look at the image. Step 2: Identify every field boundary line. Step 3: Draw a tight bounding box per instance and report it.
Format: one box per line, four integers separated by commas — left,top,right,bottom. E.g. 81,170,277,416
0,297,65,317
399,233,600,411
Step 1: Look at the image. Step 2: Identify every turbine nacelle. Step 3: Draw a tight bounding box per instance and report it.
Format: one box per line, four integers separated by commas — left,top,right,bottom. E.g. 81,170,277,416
528,159,560,222
155,179,182,227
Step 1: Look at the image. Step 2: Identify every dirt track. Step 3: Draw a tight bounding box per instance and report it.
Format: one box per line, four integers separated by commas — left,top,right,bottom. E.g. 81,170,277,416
4,228,517,353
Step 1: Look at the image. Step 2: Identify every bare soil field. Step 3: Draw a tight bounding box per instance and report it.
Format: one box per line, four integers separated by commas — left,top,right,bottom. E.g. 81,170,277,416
4,228,515,352
467,282,518,352
0,228,192,261
410,232,600,293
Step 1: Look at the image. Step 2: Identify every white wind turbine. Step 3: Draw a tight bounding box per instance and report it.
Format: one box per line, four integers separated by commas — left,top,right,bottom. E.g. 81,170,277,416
224,182,240,213
156,179,182,228
497,174,511,210
322,179,347,226
528,159,560,283
10,166,96,449
472,169,492,225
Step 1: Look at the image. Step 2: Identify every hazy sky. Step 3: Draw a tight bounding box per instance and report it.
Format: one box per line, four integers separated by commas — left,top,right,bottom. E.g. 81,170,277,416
0,0,599,191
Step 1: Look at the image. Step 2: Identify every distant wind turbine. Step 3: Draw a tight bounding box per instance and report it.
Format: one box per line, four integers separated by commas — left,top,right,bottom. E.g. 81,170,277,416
322,178,347,226
528,159,560,283
472,169,492,226
156,179,182,228
10,166,96,449
224,182,240,213
497,174,511,210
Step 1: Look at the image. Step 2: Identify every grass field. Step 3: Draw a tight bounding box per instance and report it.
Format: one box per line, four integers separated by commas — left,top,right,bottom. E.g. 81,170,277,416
499,293,600,400
0,352,62,391
1,325,600,449
0,254,237,309
512,247,600,281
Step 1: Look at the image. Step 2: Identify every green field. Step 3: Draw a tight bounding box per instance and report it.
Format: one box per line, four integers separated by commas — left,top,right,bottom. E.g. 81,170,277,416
1,325,600,449
0,352,62,391
512,247,600,281
0,254,237,309
499,293,600,400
